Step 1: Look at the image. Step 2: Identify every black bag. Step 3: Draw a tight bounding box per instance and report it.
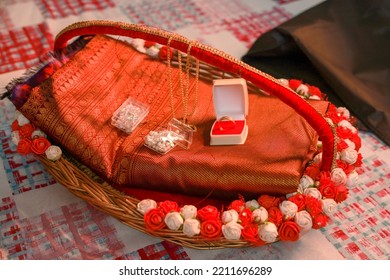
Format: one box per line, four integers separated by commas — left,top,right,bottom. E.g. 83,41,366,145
243,0,390,145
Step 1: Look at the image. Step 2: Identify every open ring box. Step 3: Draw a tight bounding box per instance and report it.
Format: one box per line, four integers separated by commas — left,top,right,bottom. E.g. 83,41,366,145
210,78,249,145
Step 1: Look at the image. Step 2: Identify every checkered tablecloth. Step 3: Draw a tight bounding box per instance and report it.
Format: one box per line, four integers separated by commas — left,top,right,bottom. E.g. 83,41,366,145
0,0,389,260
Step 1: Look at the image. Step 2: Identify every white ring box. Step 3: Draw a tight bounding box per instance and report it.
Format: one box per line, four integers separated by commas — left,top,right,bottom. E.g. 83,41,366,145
210,78,249,145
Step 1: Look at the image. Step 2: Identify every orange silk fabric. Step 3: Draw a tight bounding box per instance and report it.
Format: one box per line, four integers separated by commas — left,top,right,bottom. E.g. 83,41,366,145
20,35,329,200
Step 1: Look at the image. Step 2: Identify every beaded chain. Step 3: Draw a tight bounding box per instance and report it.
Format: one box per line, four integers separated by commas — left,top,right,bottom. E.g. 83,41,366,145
167,37,199,126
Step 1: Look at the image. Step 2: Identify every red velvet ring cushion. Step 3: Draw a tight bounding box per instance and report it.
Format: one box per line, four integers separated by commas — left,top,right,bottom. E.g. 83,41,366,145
20,35,329,201
211,120,245,135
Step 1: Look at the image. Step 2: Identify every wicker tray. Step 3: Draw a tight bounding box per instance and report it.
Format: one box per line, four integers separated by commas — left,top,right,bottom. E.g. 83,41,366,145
5,21,363,250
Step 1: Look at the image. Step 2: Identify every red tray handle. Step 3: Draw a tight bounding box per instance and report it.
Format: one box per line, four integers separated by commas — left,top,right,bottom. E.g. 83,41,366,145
54,20,336,172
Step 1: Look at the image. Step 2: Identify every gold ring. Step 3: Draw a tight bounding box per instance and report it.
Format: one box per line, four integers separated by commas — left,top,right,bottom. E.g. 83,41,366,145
217,115,236,131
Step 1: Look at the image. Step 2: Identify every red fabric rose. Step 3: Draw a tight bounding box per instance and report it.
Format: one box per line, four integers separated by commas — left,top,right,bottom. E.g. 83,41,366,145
288,79,302,90
350,133,362,150
305,196,323,217
348,116,357,126
337,160,355,175
158,46,173,60
257,195,281,210
11,120,20,131
354,153,363,167
19,123,35,138
238,208,253,226
241,224,262,244
312,213,328,229
288,194,306,211
159,200,180,214
200,220,222,239
319,171,331,182
278,221,301,242
337,139,349,152
17,138,32,155
31,137,51,155
144,208,166,231
318,181,336,199
318,171,336,198
197,205,220,221
304,163,321,180
144,41,156,48
326,104,345,124
267,207,283,227
337,126,353,140
334,185,349,203
308,85,323,98
228,199,245,212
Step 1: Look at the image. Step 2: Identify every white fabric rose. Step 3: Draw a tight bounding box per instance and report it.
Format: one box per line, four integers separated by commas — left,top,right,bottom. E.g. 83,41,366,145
279,200,298,219
252,207,268,223
164,212,184,230
346,170,359,188
344,139,356,150
180,205,197,220
309,95,321,100
336,107,350,119
131,38,146,53
298,175,315,193
245,199,260,210
338,120,357,134
278,78,289,86
340,148,358,164
11,131,20,146
45,145,62,161
137,199,157,215
222,222,243,240
331,168,347,185
313,152,323,163
321,199,338,215
222,209,239,224
294,210,313,231
146,45,160,58
258,223,278,243
17,114,30,126
296,84,309,95
32,129,47,139
304,187,322,200
183,218,200,237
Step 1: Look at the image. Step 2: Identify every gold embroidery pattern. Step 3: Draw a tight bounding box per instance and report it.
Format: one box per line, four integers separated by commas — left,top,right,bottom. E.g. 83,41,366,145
21,35,329,200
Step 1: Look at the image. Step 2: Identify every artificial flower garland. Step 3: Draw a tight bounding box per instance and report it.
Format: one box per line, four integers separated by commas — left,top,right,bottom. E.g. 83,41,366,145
11,111,62,161
10,38,363,245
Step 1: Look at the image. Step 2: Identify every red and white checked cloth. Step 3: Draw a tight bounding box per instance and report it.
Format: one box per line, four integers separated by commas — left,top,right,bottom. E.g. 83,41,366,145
0,0,389,260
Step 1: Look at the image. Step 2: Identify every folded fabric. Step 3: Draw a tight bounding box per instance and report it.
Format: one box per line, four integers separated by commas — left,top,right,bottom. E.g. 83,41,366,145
13,34,328,201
